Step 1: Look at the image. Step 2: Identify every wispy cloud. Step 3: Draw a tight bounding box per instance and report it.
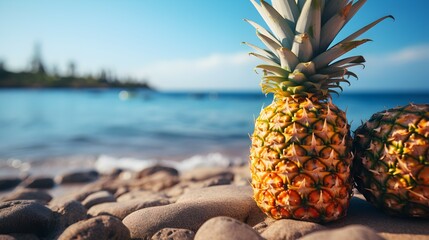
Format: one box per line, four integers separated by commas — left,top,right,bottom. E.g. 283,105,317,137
134,52,260,91
366,44,429,65
351,43,429,91
135,43,429,92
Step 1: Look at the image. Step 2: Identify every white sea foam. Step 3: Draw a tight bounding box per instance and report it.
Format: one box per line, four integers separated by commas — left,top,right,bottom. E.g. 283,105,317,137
94,153,245,174
176,153,235,172
95,155,158,173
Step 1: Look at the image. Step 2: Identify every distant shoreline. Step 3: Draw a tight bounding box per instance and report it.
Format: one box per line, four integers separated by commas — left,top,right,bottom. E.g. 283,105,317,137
0,69,154,90
0,86,154,90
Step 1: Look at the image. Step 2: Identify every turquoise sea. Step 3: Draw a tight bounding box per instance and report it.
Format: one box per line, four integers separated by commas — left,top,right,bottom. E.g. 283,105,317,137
0,89,428,164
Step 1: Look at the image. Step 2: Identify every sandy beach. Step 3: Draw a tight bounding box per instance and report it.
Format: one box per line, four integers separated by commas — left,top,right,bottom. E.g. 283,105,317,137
0,158,428,240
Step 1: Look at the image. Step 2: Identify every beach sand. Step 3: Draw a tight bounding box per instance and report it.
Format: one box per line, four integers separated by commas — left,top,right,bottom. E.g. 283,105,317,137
0,162,428,240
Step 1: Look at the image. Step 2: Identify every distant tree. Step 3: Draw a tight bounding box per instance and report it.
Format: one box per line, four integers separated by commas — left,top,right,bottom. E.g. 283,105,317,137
0,60,5,72
52,65,59,77
68,61,76,77
85,73,93,79
98,69,108,83
30,43,46,74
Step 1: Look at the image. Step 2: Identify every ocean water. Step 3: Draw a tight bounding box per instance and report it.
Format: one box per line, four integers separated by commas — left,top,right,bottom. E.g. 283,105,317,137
0,89,428,167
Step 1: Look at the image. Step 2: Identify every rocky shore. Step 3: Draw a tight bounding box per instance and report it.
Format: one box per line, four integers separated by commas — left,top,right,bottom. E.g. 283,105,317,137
0,164,428,240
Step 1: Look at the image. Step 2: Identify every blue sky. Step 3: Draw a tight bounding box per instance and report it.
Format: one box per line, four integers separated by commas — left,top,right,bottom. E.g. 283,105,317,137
0,0,428,92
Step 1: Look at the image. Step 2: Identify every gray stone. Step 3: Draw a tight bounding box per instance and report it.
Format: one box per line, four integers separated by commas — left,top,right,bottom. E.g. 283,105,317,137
116,190,167,202
261,219,326,240
123,185,261,239
56,170,99,184
201,175,233,187
81,190,116,209
195,216,263,240
49,200,88,234
48,186,103,206
113,186,130,198
252,218,276,234
64,187,102,202
57,215,130,240
22,176,55,189
0,200,53,236
129,171,179,191
88,198,170,220
151,228,195,240
102,168,123,178
0,178,21,191
136,165,179,178
1,188,52,204
300,225,384,240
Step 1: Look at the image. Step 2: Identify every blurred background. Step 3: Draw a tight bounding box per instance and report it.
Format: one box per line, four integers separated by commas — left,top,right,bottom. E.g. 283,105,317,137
0,0,428,170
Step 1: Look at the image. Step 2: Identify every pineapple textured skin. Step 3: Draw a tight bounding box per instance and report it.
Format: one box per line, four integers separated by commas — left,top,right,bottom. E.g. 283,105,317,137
250,97,353,222
353,104,429,218
246,0,391,223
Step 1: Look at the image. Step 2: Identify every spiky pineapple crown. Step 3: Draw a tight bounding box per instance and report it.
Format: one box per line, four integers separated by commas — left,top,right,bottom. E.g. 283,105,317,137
245,0,392,100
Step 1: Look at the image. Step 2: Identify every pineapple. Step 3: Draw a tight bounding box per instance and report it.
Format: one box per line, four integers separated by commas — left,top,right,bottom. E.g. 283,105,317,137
353,104,429,218
246,0,391,222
